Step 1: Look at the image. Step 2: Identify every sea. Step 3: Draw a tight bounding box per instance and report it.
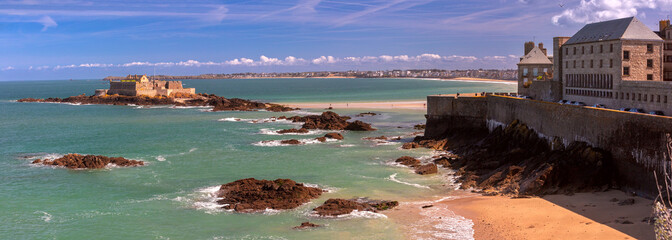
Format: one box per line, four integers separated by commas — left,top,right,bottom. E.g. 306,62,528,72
0,78,515,240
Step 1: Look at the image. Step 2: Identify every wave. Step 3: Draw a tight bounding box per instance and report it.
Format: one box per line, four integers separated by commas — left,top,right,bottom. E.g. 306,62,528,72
35,211,52,222
339,144,356,148
302,182,338,193
154,148,197,162
218,117,296,124
419,205,475,240
173,185,230,214
387,173,431,189
252,138,338,147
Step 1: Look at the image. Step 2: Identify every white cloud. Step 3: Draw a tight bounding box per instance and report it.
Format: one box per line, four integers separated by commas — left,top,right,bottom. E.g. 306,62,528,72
1,66,15,71
37,16,57,31
552,0,672,26
26,53,522,71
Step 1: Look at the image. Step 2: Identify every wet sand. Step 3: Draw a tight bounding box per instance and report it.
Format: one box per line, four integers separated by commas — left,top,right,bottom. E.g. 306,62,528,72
386,190,654,240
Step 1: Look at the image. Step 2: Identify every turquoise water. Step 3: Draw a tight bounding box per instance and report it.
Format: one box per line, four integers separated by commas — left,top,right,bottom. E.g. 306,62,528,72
0,78,515,239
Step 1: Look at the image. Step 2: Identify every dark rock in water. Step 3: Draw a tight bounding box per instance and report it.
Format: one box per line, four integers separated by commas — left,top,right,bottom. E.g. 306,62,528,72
344,120,375,131
282,111,375,131
32,153,144,169
395,156,420,167
618,198,635,206
433,157,452,168
324,132,344,140
313,198,398,216
217,178,323,212
413,124,426,130
280,139,302,145
415,163,438,175
315,137,327,142
401,142,419,149
355,112,377,117
364,136,389,141
293,222,321,230
422,205,434,208
277,128,309,134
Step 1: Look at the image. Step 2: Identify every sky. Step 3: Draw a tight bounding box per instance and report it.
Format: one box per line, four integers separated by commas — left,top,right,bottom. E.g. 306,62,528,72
2,0,672,80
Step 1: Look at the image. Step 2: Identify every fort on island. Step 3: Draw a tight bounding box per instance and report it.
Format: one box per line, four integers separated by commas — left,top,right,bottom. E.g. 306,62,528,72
95,74,196,97
426,16,672,197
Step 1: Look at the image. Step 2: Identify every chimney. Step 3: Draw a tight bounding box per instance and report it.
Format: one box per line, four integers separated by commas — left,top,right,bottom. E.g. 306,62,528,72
538,43,547,55
660,20,670,36
524,41,535,55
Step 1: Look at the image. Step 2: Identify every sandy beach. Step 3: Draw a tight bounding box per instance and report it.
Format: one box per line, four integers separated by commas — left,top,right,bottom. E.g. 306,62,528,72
386,190,655,240
277,94,486,110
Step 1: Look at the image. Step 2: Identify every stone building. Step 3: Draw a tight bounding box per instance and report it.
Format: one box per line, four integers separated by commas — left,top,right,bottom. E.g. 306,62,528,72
95,74,196,97
655,19,672,81
521,16,672,114
517,42,557,100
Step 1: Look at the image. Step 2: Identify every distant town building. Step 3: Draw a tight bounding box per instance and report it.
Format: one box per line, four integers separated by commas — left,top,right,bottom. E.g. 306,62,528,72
95,74,196,97
522,16,672,114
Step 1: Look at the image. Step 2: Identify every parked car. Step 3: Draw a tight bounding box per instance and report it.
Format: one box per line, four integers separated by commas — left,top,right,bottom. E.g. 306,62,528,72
629,108,645,113
521,96,533,100
619,108,631,112
571,102,586,106
649,111,665,116
592,104,606,108
558,100,568,104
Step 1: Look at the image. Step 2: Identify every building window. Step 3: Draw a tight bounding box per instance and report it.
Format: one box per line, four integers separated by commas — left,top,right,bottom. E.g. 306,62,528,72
590,60,593,68
565,61,568,68
523,68,528,75
533,68,538,76
610,59,613,68
610,44,613,52
647,44,653,53
582,60,585,68
573,60,576,68
590,45,594,54
623,66,630,76
600,59,603,68
600,45,603,53
623,51,630,60
647,59,653,68
582,46,585,54
574,47,576,55
565,48,568,56
648,74,653,80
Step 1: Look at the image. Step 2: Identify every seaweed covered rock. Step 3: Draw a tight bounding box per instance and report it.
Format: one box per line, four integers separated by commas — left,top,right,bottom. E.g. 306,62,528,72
395,156,421,167
31,154,144,169
217,178,323,212
313,198,398,216
277,128,310,134
415,163,438,175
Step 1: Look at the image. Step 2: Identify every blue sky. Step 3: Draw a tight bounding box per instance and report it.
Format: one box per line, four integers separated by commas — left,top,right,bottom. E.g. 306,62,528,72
2,0,672,80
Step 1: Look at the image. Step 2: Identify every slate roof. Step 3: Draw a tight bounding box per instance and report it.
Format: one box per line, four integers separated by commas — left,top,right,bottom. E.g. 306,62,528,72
565,17,662,45
518,46,552,65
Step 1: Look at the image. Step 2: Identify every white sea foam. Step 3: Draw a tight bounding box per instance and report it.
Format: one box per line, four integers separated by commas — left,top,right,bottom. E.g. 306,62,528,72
156,156,166,162
387,173,431,189
252,138,338,147
175,185,230,214
339,210,388,219
339,144,356,148
35,211,52,222
302,183,338,193
218,117,296,124
154,148,197,162
421,206,475,240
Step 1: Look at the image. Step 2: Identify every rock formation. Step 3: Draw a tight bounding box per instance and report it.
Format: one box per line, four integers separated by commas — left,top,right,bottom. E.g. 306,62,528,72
415,163,438,175
293,222,321,230
216,178,323,212
279,111,375,131
414,119,615,196
355,112,378,117
277,128,309,134
395,156,420,167
31,154,144,169
313,198,398,216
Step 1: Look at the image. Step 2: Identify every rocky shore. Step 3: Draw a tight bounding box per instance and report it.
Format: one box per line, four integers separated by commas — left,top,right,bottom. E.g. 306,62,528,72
411,119,614,196
216,178,323,212
17,93,296,112
31,154,144,169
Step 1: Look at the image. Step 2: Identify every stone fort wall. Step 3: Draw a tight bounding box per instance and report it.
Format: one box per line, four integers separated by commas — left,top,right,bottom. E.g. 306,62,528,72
426,95,672,196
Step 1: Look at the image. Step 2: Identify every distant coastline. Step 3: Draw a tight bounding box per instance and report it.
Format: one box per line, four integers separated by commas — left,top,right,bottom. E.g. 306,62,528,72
103,69,517,82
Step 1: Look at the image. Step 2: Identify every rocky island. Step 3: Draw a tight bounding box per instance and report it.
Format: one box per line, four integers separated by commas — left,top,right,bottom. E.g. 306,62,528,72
17,74,296,112
275,111,376,131
313,198,398,216
32,154,145,169
216,178,323,212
